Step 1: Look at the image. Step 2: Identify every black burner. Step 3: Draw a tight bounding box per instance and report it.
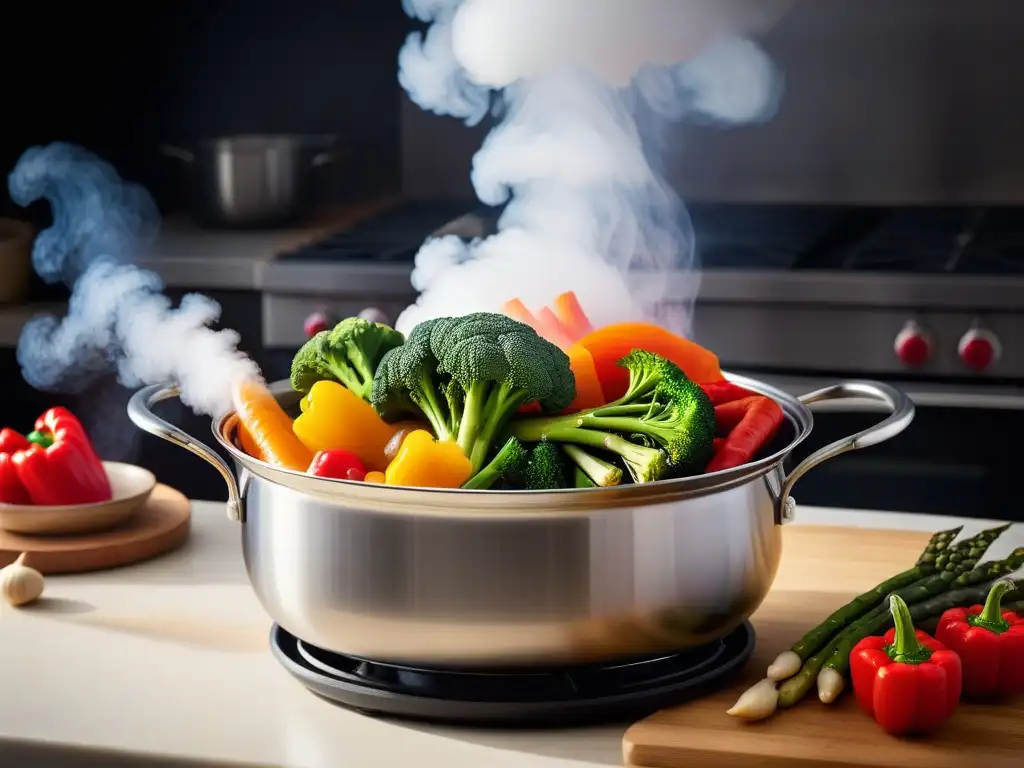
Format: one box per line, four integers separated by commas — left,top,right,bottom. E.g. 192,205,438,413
270,621,755,726
277,200,481,263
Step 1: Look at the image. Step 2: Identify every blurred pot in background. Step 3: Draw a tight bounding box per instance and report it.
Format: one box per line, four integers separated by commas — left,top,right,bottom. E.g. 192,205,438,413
0,218,33,305
160,134,343,229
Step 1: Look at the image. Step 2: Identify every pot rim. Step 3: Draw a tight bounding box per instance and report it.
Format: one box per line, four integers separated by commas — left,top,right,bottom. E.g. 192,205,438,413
211,372,813,516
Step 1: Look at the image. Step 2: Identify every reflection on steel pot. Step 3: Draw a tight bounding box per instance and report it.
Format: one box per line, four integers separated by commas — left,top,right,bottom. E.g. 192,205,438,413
159,134,342,228
127,375,913,668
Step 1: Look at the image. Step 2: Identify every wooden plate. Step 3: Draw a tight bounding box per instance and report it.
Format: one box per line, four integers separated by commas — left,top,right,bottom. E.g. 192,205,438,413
0,462,156,535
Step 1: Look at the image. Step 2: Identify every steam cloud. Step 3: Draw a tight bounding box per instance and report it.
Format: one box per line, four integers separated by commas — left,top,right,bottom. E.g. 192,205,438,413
396,0,784,337
10,143,260,417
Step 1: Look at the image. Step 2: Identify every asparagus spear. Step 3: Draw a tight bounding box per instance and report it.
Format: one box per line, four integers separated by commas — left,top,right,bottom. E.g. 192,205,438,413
775,527,1010,708
813,547,1024,703
765,525,965,680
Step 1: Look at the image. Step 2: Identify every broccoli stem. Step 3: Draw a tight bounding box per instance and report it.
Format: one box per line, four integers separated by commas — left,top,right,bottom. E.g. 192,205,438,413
590,403,656,418
456,380,490,457
563,445,622,487
457,382,531,472
512,410,675,448
412,374,452,441
529,426,660,475
462,437,525,490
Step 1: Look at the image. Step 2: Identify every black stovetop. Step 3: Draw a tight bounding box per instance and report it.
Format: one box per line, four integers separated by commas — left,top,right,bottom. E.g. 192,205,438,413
277,200,1024,275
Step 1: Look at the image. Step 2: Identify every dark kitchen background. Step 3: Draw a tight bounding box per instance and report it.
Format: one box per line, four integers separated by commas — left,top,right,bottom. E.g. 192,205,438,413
0,0,1022,518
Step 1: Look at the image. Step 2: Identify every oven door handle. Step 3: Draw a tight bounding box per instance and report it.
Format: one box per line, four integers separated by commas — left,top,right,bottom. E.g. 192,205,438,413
778,381,916,523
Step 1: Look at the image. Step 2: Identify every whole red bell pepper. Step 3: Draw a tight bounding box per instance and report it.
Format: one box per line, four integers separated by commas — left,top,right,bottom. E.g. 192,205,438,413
10,407,111,506
0,427,31,455
935,579,1024,699
0,452,31,504
850,594,962,736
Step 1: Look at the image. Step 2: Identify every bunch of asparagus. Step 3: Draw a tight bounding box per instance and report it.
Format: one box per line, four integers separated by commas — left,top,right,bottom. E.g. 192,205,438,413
728,523,1022,720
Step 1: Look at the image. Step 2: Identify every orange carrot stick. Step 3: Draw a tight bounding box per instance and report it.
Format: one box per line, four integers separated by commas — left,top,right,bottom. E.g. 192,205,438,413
533,306,575,350
500,298,538,327
551,291,594,341
233,379,314,471
565,343,607,412
237,424,264,461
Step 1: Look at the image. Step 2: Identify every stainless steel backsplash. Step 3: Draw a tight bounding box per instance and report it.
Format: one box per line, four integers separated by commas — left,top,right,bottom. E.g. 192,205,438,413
400,0,1024,205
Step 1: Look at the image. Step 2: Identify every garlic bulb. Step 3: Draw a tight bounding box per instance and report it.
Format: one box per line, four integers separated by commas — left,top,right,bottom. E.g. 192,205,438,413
1,553,45,607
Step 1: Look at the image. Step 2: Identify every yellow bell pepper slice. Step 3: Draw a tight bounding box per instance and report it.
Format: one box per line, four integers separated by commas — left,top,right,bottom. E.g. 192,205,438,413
384,430,472,489
292,381,399,472
364,471,386,484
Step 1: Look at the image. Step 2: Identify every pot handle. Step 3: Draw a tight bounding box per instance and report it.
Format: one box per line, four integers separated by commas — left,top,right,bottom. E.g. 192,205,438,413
776,381,915,525
127,383,244,523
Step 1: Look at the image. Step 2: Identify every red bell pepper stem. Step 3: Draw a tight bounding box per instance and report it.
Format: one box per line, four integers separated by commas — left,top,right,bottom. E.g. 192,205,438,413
888,594,932,664
26,430,54,448
971,578,1015,634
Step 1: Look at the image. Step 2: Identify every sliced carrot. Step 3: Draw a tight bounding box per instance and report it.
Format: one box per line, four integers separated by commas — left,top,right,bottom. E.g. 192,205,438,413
233,379,315,471
533,306,575,350
564,343,607,412
237,424,264,461
500,298,538,327
576,322,723,400
551,291,594,341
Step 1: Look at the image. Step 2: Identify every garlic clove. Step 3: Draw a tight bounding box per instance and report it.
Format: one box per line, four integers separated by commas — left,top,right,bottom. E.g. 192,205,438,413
1,552,45,607
726,677,779,721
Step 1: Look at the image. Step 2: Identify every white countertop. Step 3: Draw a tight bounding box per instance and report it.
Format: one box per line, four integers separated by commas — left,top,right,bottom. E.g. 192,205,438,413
0,502,1016,768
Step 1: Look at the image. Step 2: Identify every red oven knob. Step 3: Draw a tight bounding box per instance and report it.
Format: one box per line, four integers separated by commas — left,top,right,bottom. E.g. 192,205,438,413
303,311,332,339
958,327,1001,372
894,321,931,368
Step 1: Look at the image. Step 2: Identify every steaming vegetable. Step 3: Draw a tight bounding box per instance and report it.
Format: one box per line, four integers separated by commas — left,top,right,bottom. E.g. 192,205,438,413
707,395,785,472
563,444,622,487
463,437,528,490
576,322,723,399
519,441,569,490
292,380,400,472
370,312,576,473
508,350,716,481
564,344,607,412
290,316,404,400
551,291,594,341
384,429,473,489
234,379,315,471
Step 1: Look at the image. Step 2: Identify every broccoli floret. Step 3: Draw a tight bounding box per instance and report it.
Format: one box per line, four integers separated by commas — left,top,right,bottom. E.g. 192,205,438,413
370,312,575,473
563,444,622,487
507,350,715,481
370,320,454,439
523,442,569,490
291,317,404,400
462,437,528,490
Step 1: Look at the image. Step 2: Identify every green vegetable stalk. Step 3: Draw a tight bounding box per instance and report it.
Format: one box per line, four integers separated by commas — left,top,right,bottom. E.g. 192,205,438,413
508,349,716,482
775,527,1012,708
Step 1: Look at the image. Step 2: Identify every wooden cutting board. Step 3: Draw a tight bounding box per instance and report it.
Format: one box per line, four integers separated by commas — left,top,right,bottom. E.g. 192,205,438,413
0,484,191,574
623,525,1024,768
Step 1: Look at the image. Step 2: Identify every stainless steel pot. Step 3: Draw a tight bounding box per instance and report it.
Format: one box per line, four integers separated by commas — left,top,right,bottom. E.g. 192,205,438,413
159,134,341,228
127,375,913,668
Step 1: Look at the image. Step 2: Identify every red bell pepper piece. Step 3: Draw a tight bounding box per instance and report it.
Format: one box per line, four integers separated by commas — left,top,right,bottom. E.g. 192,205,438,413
308,449,367,482
0,428,31,455
12,441,113,507
706,395,784,472
700,380,758,406
0,453,31,504
935,579,1024,699
35,407,105,469
850,594,962,736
